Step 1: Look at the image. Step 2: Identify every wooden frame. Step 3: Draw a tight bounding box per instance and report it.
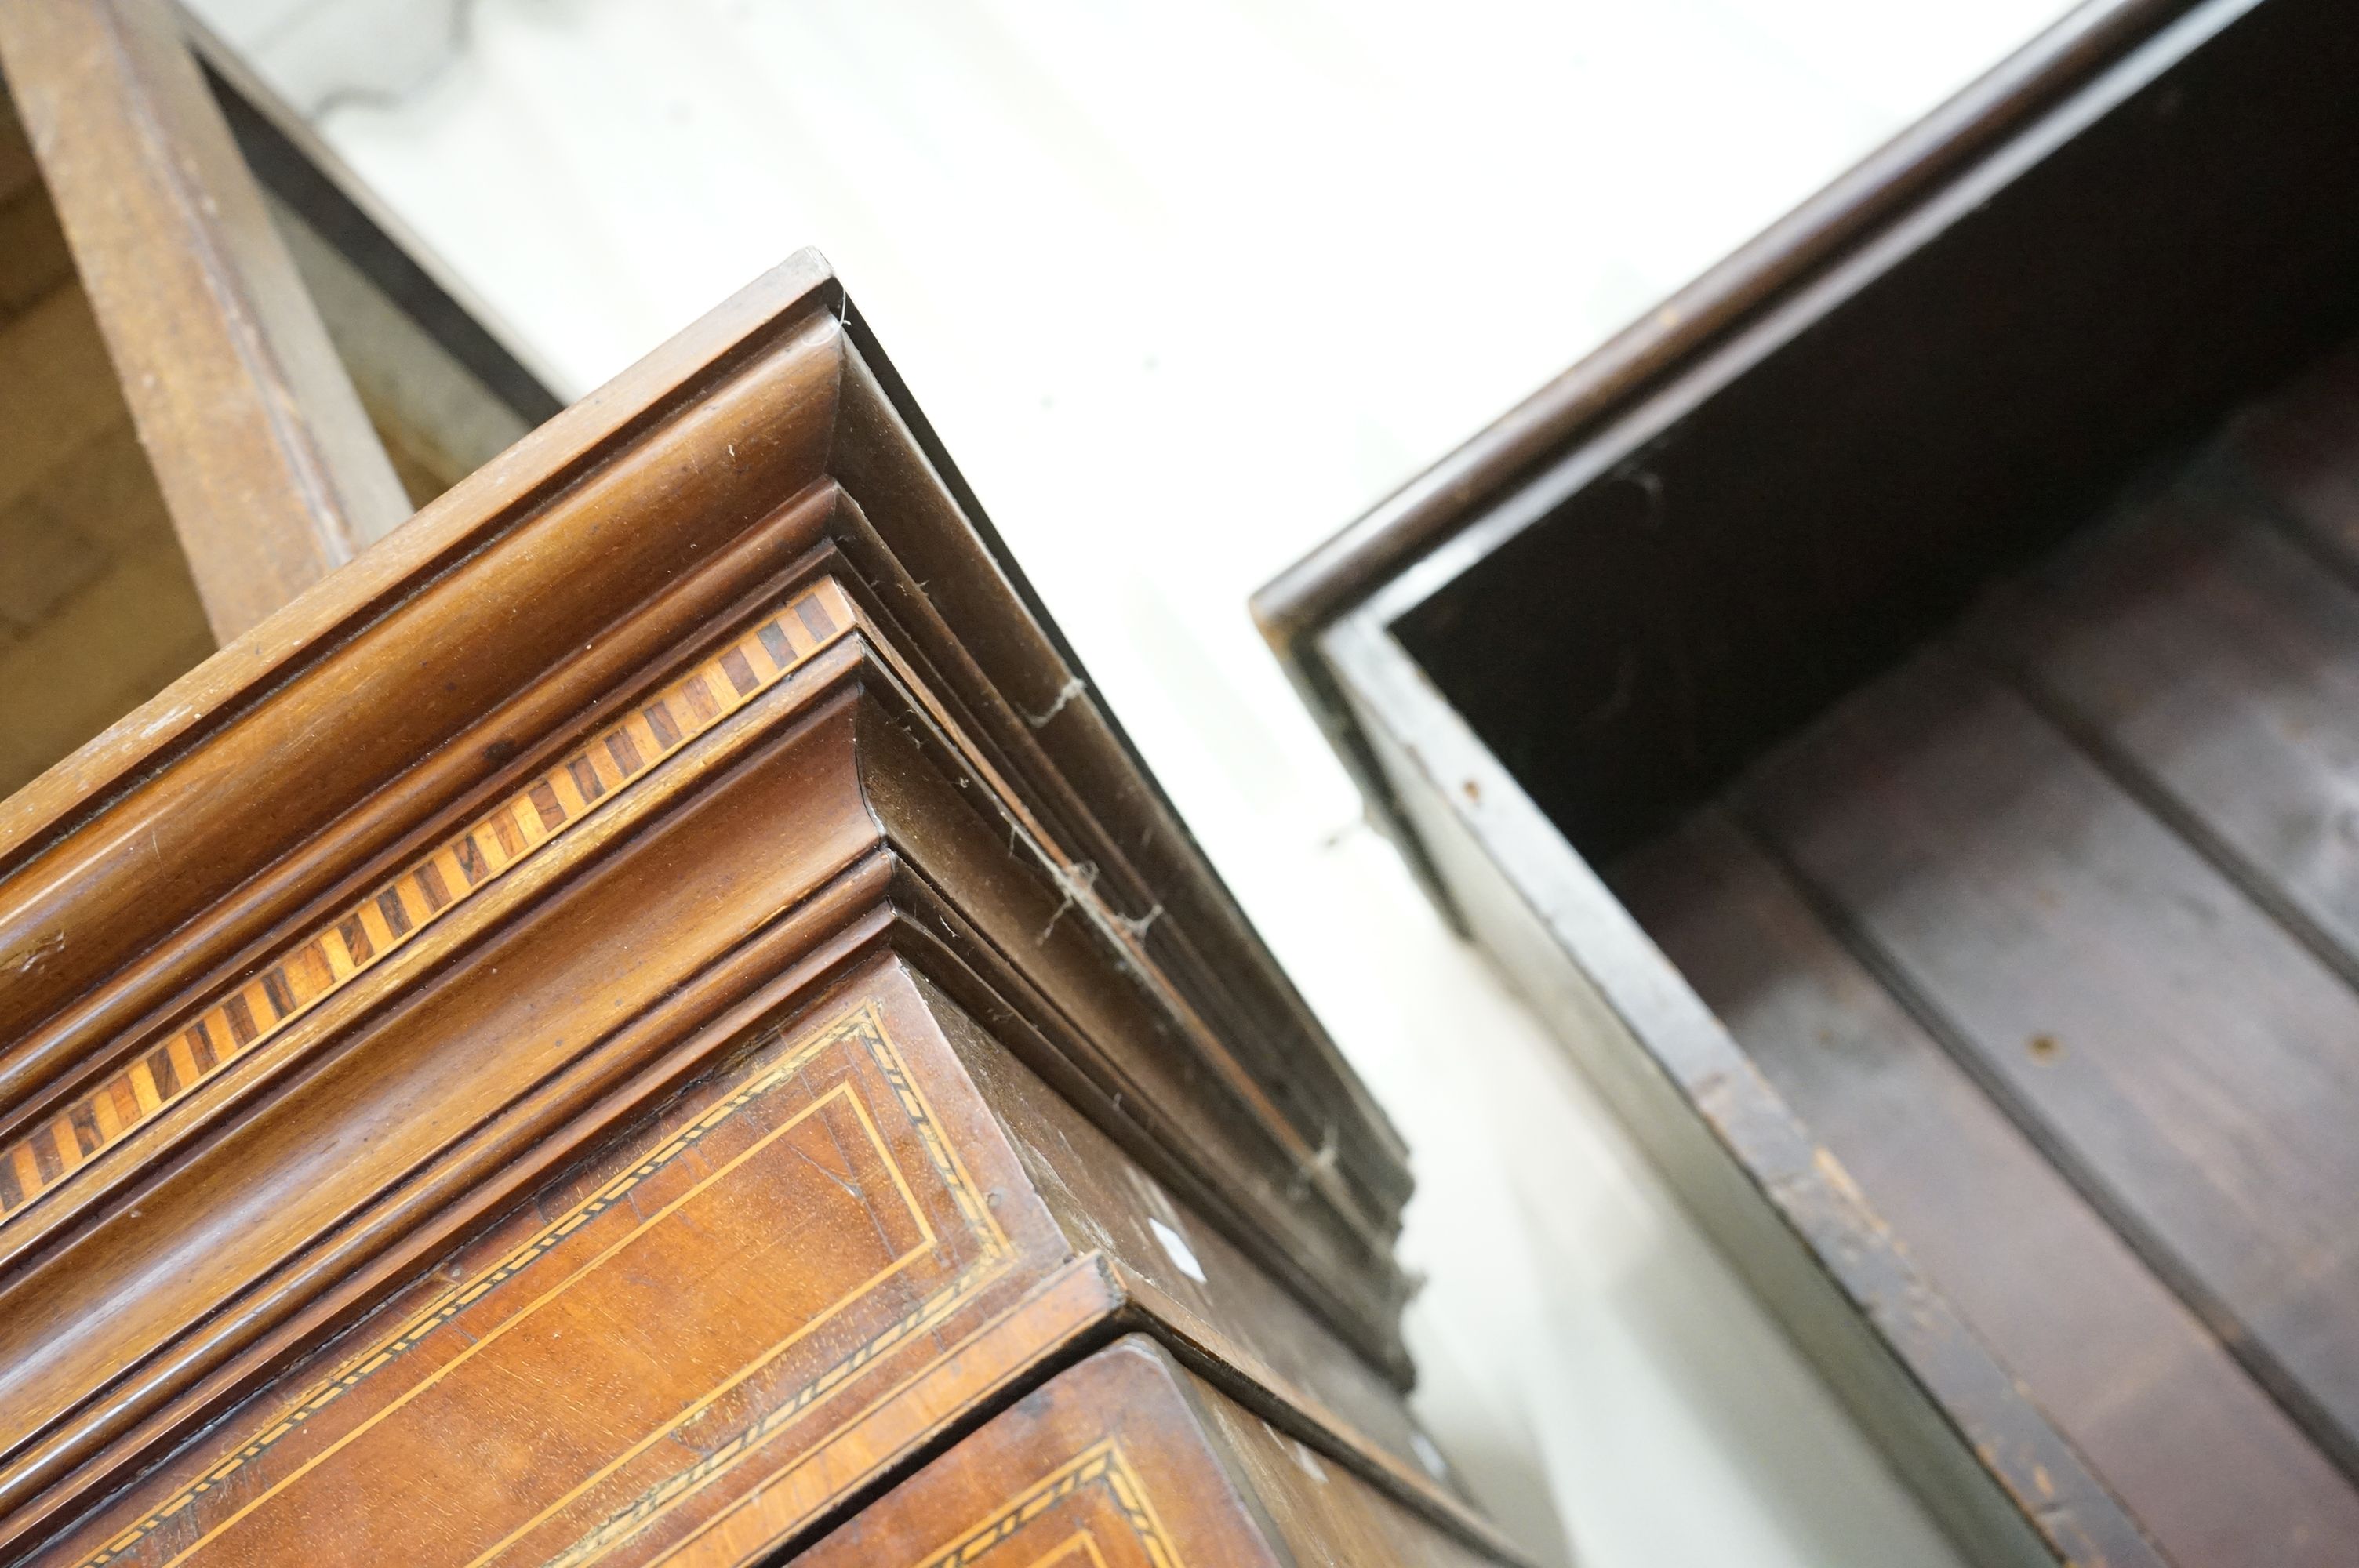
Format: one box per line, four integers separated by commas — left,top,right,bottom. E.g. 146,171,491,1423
184,5,566,503
0,0,409,638
0,0,565,647
185,11,563,437
1255,0,2359,1562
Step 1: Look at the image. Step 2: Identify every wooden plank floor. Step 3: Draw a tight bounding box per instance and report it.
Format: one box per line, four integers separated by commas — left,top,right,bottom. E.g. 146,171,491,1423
1615,810,2359,1568
1610,343,2359,1568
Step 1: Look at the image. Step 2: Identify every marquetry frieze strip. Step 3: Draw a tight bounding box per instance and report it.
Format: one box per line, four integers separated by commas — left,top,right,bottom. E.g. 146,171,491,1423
0,579,856,1228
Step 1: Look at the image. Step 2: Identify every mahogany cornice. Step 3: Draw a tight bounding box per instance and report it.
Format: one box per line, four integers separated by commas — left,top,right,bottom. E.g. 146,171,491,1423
0,255,1414,1559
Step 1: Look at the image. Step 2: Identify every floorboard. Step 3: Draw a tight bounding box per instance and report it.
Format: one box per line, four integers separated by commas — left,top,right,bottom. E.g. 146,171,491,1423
1969,481,2359,981
1732,645,2359,1473
1613,806,2359,1568
2235,338,2359,564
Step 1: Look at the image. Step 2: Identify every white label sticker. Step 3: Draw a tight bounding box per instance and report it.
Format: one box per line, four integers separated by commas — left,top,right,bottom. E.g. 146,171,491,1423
1149,1216,1206,1283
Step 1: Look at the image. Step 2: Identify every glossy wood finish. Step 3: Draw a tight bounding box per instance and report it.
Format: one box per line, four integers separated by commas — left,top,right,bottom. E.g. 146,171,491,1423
27,960,1502,1567
910,969,1439,1480
827,343,1411,1230
0,255,1458,1567
0,579,856,1223
795,1337,1503,1568
1255,0,2359,1560
0,0,409,640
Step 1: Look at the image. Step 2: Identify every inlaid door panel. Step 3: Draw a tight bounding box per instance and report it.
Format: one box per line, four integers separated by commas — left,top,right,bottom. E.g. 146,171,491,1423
790,1337,1514,1568
789,1338,1281,1568
42,982,1067,1568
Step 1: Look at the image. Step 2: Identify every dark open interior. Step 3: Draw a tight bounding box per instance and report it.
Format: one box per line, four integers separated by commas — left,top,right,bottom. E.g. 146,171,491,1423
1612,353,2359,1566
1396,0,2359,866
1389,1,2359,1563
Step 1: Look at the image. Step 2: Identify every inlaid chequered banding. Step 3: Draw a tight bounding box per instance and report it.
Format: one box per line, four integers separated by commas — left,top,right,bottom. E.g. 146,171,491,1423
0,581,854,1226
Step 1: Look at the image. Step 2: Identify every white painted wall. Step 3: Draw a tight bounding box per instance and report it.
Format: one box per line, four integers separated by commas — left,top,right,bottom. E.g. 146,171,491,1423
189,3,2080,1562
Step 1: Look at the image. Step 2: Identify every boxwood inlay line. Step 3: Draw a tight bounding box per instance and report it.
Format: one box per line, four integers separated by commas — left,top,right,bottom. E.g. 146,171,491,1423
915,1440,1184,1568
0,579,853,1226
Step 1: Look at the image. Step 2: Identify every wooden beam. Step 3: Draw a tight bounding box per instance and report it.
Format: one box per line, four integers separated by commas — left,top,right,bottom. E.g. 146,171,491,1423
0,0,410,642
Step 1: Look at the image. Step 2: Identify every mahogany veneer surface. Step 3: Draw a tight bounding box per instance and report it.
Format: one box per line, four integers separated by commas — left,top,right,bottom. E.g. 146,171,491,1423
798,1336,1503,1568
0,256,1506,1567
35,958,1492,1568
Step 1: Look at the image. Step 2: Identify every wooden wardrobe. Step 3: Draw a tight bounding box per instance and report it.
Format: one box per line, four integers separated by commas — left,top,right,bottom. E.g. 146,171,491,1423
0,5,1526,1565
